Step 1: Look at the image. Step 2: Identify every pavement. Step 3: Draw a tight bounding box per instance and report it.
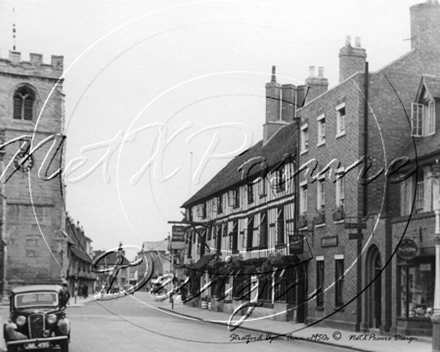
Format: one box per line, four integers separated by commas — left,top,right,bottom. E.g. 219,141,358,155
136,294,433,352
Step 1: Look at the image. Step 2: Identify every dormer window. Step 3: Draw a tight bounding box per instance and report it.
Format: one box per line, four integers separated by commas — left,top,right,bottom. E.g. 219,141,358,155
411,80,436,137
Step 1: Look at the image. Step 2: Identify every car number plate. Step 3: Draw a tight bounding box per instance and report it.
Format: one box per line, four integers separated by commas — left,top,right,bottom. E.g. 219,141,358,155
25,341,50,349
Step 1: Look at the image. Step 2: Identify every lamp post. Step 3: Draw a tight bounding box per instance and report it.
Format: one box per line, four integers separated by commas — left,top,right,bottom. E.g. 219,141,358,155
431,162,440,352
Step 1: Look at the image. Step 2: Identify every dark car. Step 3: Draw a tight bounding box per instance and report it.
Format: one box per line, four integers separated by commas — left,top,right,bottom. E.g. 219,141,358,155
3,285,70,352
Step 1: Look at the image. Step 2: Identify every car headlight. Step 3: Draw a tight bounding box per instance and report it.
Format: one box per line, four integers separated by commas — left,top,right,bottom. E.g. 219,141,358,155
16,316,26,326
47,314,57,324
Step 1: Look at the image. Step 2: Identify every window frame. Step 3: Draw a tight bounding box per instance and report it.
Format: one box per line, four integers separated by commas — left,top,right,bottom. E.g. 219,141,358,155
415,169,424,214
335,169,345,207
248,183,254,204
13,86,35,121
300,124,309,154
317,177,326,210
336,103,346,138
317,114,326,146
300,181,308,215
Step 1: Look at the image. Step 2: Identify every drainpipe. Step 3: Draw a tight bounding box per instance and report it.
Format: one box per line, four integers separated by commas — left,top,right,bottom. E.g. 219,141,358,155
356,61,369,332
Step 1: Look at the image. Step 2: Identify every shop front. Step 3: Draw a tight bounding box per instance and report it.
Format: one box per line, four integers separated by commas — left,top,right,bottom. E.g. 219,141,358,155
396,240,434,336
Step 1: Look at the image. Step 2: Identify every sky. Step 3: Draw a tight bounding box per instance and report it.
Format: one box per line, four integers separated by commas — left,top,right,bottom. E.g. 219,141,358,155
0,0,424,254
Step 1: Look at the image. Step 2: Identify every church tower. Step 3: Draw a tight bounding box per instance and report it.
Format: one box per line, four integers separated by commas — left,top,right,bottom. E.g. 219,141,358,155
0,49,68,291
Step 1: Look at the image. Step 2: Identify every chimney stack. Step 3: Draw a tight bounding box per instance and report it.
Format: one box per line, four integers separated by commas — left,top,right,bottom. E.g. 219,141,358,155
410,1,440,51
339,35,367,82
305,65,328,104
264,66,289,144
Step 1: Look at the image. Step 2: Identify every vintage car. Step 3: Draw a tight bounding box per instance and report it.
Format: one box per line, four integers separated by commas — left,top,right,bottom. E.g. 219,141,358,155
3,285,70,352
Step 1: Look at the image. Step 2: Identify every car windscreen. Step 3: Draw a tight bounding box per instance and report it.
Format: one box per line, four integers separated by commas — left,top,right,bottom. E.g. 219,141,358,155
15,292,59,308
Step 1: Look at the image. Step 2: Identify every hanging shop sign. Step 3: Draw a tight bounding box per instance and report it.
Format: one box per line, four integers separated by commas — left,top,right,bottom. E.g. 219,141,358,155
289,235,304,255
396,239,418,261
171,225,186,250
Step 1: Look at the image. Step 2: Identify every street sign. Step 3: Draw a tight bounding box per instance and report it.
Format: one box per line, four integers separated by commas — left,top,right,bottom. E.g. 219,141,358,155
348,233,363,240
344,222,367,229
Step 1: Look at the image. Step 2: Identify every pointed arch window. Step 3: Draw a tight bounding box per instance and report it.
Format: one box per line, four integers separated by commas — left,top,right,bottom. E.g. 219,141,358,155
13,86,35,121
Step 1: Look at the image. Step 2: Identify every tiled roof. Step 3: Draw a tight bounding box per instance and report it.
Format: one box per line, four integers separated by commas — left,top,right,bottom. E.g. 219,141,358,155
71,247,93,263
424,75,440,99
182,123,298,207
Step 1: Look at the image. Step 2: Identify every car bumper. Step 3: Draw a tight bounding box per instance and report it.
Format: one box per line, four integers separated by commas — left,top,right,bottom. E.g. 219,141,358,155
6,335,68,349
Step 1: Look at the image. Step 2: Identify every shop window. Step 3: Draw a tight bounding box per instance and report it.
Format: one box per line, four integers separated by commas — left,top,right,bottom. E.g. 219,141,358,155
232,276,250,301
399,262,434,319
258,277,271,301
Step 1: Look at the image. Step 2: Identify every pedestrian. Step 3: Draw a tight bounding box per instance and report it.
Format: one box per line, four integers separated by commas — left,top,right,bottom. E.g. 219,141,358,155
60,282,71,309
84,285,88,298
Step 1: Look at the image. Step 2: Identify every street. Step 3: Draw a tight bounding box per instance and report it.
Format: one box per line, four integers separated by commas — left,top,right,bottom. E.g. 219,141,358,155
65,293,347,352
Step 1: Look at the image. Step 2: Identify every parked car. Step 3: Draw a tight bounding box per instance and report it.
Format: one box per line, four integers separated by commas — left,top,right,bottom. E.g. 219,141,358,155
3,285,70,352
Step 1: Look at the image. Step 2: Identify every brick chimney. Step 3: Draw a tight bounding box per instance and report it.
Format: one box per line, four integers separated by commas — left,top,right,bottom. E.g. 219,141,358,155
281,84,295,122
410,0,440,51
305,66,328,103
263,66,288,145
339,36,366,83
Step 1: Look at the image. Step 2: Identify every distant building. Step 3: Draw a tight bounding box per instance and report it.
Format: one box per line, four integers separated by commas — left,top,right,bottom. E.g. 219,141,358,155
138,241,170,289
0,49,67,293
65,216,96,297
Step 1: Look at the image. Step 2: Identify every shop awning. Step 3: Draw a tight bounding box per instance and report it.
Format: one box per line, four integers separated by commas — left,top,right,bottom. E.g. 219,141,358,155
192,253,217,270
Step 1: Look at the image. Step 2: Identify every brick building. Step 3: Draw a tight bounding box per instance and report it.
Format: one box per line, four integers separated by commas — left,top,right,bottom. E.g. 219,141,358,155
297,0,440,334
0,49,67,293
390,74,440,336
178,0,440,334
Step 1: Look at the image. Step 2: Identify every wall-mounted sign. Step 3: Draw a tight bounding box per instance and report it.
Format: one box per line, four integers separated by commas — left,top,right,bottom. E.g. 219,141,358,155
396,239,418,261
289,235,304,254
344,222,367,229
321,236,338,248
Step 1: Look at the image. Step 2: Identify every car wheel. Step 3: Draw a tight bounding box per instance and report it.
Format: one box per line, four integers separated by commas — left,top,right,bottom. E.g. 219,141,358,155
60,339,69,352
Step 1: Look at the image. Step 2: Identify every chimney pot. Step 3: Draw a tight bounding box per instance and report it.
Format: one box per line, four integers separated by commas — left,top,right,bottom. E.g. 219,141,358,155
355,37,361,48
318,66,324,78
309,66,316,77
345,35,351,46
271,65,276,82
